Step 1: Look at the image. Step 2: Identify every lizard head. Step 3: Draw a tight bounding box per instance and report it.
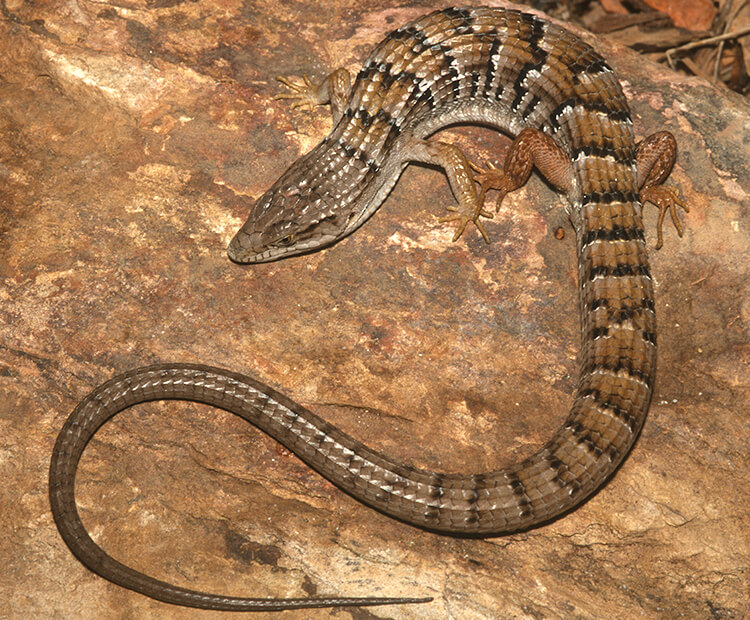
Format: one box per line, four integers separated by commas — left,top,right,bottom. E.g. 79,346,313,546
227,145,364,264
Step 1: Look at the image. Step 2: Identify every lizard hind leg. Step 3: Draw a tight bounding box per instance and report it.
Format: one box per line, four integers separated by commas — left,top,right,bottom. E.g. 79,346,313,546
471,128,575,213
635,131,688,249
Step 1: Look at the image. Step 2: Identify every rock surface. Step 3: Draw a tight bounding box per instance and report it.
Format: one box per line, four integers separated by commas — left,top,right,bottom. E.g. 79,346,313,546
1,1,747,618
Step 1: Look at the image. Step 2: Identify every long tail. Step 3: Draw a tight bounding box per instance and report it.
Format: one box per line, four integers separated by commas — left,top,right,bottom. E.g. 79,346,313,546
50,333,652,609
48,363,434,611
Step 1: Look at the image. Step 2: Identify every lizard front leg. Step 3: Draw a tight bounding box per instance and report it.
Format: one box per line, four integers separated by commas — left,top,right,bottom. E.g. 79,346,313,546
402,139,494,242
275,68,352,125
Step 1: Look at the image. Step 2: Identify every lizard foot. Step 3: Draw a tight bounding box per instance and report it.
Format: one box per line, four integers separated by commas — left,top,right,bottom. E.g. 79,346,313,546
641,185,689,249
274,74,321,112
469,160,515,212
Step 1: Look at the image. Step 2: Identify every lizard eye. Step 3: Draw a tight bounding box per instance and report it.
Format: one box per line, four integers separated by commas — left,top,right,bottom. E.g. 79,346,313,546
272,234,296,247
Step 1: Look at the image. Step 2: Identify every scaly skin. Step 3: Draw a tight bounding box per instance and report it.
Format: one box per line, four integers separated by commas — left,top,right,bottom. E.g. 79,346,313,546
50,6,685,612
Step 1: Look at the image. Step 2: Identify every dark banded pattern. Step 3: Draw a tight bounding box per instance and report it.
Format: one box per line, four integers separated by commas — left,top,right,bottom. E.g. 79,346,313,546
52,6,676,612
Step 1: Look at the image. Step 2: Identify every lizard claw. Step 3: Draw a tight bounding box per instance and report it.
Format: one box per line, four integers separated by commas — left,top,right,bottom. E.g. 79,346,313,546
641,185,689,249
275,74,320,112
439,210,492,243
439,186,494,243
470,160,512,212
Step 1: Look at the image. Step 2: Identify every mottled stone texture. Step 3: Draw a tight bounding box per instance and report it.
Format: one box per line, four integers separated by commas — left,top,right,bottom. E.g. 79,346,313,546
0,1,747,618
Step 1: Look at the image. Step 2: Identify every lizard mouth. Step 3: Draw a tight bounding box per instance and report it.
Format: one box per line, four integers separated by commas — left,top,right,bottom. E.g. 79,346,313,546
227,228,275,263
227,227,339,264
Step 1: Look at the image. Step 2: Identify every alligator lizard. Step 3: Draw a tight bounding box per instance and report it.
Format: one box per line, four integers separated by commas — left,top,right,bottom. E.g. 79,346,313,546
49,6,686,612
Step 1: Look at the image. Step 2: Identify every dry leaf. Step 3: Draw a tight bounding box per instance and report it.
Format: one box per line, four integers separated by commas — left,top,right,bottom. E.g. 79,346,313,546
641,0,716,31
599,0,629,14
729,3,750,76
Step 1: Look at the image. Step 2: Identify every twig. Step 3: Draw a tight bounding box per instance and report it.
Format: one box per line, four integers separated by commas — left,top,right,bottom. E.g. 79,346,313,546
665,25,750,70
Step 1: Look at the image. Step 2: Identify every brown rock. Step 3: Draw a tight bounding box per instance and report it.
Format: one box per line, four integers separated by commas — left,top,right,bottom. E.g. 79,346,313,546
1,2,747,618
